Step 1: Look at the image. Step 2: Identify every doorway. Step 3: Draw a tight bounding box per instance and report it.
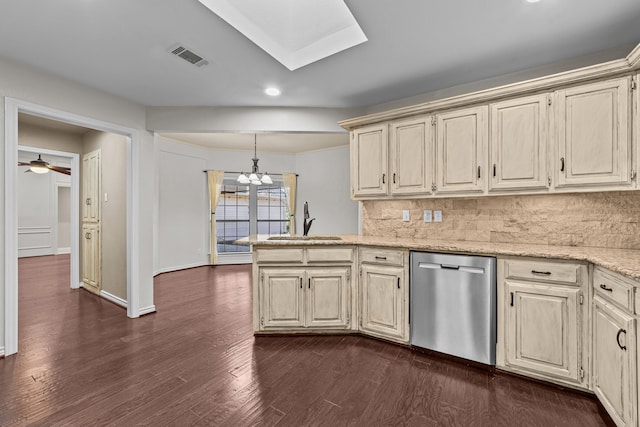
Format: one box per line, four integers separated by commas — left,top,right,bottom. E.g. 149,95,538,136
4,98,144,357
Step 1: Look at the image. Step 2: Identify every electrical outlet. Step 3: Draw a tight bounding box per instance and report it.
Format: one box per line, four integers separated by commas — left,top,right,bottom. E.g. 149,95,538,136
423,210,432,223
402,210,410,222
434,210,443,222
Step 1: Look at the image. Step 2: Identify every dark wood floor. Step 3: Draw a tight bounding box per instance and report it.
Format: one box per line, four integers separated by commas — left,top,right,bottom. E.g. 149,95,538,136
1,255,613,426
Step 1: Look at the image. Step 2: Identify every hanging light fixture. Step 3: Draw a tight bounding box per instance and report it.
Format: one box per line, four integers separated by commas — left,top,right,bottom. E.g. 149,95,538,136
237,134,272,185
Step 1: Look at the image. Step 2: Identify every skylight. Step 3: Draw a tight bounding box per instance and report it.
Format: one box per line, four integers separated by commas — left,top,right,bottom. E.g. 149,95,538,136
198,0,368,71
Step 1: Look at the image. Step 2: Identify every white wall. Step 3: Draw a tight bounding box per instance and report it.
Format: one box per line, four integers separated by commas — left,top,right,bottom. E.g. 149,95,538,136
1,56,153,353
57,186,71,253
294,146,358,235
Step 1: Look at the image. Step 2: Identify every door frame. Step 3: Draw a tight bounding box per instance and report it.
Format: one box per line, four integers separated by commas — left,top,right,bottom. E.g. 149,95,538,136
4,97,143,356
17,145,79,272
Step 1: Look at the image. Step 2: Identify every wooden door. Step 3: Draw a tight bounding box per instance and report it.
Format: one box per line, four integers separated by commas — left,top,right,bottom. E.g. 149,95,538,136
351,124,388,197
390,116,433,195
260,268,305,329
506,282,582,385
306,268,350,329
81,223,100,294
490,94,548,192
556,77,631,188
593,296,637,427
360,264,405,341
435,106,487,194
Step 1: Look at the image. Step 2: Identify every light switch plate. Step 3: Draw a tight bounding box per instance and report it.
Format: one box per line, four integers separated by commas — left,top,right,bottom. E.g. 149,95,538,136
423,210,432,223
434,210,443,222
402,210,410,222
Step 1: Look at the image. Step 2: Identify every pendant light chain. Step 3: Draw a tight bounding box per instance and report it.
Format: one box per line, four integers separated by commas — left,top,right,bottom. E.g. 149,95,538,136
237,134,272,185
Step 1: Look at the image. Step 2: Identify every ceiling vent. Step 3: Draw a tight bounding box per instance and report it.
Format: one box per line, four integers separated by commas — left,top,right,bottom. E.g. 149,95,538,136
168,43,209,67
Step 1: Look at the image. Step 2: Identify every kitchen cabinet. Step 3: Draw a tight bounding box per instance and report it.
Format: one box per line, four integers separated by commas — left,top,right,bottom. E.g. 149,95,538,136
555,77,632,189
254,246,354,332
592,267,638,427
489,94,549,192
435,105,487,195
498,258,588,389
359,247,409,343
389,115,433,195
259,267,351,330
351,123,388,197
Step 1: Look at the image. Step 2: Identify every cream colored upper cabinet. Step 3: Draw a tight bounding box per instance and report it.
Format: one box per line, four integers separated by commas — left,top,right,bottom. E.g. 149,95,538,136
555,77,632,188
389,116,433,195
435,106,487,194
82,149,101,223
489,95,549,192
351,124,388,198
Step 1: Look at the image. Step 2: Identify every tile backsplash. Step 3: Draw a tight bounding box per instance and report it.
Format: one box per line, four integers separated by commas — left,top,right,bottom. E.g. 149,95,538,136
361,191,640,249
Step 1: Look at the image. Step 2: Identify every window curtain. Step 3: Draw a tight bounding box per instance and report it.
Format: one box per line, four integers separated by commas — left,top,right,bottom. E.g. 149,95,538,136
283,173,297,235
207,170,225,264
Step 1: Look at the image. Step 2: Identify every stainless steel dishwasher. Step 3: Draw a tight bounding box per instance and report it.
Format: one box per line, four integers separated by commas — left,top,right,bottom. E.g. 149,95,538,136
410,252,496,365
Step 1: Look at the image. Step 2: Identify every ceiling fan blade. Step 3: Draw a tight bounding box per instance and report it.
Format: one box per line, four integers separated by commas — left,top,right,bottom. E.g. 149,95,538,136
48,165,71,175
18,162,32,166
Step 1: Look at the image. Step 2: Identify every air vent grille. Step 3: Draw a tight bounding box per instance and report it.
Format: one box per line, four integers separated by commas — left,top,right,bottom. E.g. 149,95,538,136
168,43,209,67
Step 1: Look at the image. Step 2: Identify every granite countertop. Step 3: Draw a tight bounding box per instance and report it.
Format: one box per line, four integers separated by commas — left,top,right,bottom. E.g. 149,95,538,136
243,234,640,281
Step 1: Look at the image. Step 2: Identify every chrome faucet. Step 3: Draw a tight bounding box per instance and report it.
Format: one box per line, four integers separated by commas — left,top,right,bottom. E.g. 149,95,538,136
303,201,315,236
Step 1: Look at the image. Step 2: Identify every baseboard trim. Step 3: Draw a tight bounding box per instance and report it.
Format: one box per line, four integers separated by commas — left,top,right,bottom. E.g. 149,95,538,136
154,262,207,276
0,346,5,358
56,247,71,255
100,290,127,308
139,305,156,316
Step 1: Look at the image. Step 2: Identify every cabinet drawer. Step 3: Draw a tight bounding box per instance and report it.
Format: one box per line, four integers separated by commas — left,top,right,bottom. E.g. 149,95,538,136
593,267,634,313
360,248,405,266
307,247,353,263
255,248,304,264
504,259,580,285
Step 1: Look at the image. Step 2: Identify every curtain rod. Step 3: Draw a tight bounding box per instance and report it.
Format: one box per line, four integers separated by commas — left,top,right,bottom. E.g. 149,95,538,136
203,170,298,177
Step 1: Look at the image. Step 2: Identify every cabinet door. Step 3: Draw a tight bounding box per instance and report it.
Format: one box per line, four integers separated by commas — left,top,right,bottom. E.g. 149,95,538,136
490,95,548,192
360,264,406,342
82,223,101,293
306,268,350,329
593,296,637,427
390,116,433,195
260,269,305,329
351,124,388,197
82,149,101,223
556,77,631,188
435,106,487,194
506,282,583,385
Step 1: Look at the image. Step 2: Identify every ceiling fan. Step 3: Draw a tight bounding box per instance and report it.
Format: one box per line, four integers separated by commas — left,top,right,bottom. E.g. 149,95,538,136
18,154,71,175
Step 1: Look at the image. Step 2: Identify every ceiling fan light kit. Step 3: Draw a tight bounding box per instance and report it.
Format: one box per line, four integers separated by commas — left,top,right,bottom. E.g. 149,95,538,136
237,134,272,186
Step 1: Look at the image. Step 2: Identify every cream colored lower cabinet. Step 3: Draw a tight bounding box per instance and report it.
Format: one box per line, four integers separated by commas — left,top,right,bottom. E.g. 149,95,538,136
81,223,101,293
498,258,588,389
359,247,409,343
592,266,638,427
259,267,351,331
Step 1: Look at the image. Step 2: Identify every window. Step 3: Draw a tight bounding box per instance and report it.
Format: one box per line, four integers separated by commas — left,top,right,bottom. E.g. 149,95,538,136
215,177,291,254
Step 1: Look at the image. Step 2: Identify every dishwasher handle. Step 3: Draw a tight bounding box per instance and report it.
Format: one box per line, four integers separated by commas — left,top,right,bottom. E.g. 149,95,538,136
417,262,485,275
441,264,460,270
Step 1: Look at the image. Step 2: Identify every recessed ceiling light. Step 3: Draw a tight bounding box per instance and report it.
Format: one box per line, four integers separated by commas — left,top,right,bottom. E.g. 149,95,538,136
525,0,541,3
265,87,281,96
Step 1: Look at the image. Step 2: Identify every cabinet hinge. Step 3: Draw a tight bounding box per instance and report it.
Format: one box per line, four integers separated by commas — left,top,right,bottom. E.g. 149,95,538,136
547,95,552,106
359,267,362,277
431,183,437,192
631,77,637,90
431,116,436,126
579,367,585,381
260,317,264,326
346,269,351,282
631,169,637,180
547,176,551,187
579,292,584,305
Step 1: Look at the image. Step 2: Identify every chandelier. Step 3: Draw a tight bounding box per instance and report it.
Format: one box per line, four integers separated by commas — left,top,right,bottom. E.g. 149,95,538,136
237,134,272,185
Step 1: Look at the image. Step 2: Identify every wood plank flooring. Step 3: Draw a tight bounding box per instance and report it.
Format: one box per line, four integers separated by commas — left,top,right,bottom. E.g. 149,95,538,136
1,254,614,426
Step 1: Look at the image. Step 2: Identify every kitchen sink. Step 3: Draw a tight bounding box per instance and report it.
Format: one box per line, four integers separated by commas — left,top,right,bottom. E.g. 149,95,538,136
266,235,342,241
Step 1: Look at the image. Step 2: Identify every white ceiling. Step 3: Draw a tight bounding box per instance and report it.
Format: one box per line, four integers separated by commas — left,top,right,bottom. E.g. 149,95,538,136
1,0,639,110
